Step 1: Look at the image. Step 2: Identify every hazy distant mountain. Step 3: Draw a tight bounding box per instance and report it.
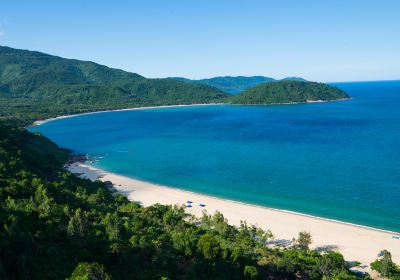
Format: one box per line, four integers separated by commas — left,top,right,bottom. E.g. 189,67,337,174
172,76,277,94
171,76,308,94
280,77,307,82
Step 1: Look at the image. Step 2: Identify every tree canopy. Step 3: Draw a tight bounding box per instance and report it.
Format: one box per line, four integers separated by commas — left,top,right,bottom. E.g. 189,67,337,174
0,121,365,279
0,46,228,125
227,80,349,105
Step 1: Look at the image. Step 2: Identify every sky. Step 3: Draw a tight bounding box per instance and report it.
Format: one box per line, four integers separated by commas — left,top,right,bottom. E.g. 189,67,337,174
1,0,399,82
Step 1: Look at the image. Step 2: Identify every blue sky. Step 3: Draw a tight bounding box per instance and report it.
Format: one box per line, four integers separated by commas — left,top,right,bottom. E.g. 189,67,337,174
1,0,399,82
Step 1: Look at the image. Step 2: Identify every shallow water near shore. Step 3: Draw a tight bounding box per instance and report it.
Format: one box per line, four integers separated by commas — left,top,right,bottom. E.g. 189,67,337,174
30,81,400,232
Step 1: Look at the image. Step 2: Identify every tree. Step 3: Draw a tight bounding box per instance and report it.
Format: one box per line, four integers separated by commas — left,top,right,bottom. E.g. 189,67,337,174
197,233,220,260
317,252,347,277
67,208,90,246
67,262,111,280
295,231,312,251
371,250,400,279
244,265,259,279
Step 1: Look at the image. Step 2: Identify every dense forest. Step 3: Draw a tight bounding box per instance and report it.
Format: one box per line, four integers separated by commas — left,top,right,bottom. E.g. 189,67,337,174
0,46,228,126
227,81,349,105
0,122,370,280
1,45,398,279
172,76,307,94
0,46,347,126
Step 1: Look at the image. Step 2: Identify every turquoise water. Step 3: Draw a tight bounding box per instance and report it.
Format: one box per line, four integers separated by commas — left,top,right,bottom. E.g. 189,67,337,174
30,81,400,232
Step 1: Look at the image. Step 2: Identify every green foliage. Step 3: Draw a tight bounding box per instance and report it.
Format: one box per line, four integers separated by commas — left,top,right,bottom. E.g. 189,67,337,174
0,47,350,126
228,80,349,104
173,76,276,94
0,46,228,125
197,233,221,260
67,262,111,280
295,231,313,251
0,121,366,279
173,76,307,94
371,250,400,279
243,265,258,279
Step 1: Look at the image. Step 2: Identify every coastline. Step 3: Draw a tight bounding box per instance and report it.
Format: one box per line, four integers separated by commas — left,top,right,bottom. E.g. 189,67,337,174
228,97,352,106
30,103,224,127
29,98,351,127
68,161,399,273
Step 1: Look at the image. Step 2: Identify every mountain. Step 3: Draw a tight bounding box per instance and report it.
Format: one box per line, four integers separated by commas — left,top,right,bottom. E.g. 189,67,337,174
170,76,308,94
0,46,347,126
172,76,275,94
0,46,228,124
281,77,307,82
228,80,349,105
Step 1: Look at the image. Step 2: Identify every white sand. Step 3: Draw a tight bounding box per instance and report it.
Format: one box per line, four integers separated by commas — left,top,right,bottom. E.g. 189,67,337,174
29,100,350,127
30,104,223,127
68,162,399,274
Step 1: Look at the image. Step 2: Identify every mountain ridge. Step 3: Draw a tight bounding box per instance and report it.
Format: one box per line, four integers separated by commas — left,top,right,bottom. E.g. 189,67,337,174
170,76,307,94
0,45,228,124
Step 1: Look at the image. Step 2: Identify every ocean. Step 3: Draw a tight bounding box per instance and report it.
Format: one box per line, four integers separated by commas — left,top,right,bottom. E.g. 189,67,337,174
30,81,400,232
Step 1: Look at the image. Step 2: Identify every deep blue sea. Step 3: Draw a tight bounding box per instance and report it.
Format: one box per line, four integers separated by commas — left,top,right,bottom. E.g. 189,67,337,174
30,81,400,232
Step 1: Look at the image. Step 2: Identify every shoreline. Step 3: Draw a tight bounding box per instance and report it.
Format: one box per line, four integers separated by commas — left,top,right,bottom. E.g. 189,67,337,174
229,97,352,107
67,162,399,272
29,98,351,127
29,103,224,127
79,162,397,235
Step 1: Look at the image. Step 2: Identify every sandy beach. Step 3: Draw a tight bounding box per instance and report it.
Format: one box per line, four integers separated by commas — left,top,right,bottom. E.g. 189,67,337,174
30,99,350,127
68,162,399,274
30,104,223,127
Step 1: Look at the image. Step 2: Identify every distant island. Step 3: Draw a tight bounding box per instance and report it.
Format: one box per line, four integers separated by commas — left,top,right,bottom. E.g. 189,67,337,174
227,80,349,105
171,76,307,94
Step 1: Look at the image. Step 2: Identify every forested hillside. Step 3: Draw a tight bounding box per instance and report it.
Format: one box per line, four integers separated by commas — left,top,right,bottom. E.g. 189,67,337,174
172,76,275,94
0,122,366,279
0,46,228,125
228,81,349,105
0,46,350,126
171,76,307,94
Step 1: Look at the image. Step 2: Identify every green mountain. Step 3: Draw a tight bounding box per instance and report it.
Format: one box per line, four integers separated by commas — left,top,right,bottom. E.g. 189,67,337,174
0,46,348,126
172,76,275,94
228,80,349,105
171,76,308,94
281,77,307,82
0,46,228,124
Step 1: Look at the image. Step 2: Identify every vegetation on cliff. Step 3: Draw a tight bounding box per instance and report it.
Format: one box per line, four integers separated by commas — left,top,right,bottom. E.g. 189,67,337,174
0,122,364,279
0,46,228,125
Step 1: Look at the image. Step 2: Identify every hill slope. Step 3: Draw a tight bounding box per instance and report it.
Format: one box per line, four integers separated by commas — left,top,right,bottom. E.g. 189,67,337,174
171,76,308,94
0,121,365,279
172,76,275,94
0,46,228,124
228,81,349,105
